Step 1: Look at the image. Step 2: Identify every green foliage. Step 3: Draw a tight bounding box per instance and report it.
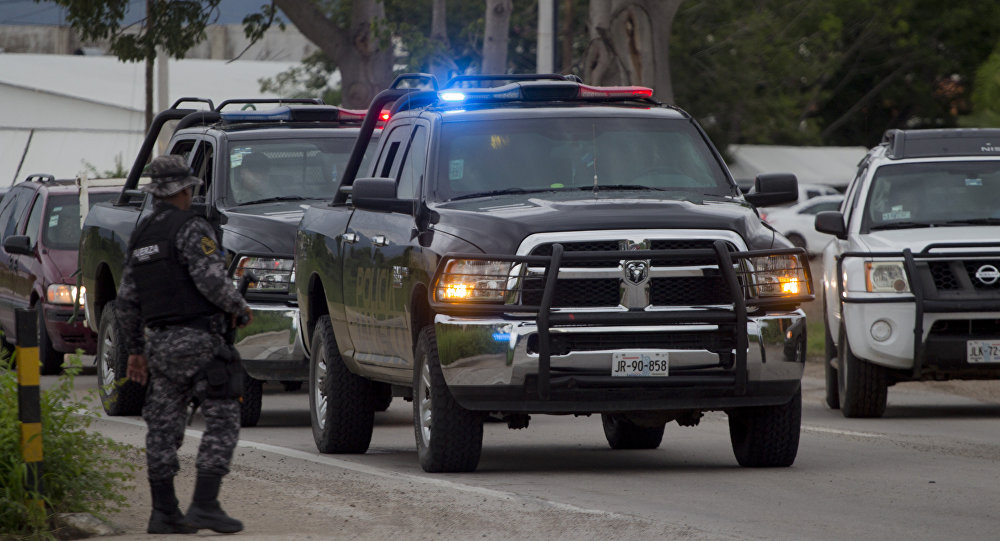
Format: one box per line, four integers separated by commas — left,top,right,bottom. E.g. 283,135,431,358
80,154,128,180
963,41,1000,127
0,354,140,538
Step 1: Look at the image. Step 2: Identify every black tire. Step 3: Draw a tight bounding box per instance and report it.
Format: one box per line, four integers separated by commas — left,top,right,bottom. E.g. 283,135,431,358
281,380,303,392
838,326,888,418
37,307,63,375
787,233,807,251
308,315,374,453
413,326,483,473
240,370,263,427
823,296,840,409
374,382,392,412
729,389,801,468
96,301,145,416
601,414,665,450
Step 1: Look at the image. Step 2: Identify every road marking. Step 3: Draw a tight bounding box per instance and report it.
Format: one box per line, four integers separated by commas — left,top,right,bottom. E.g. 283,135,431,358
98,416,628,519
802,425,888,440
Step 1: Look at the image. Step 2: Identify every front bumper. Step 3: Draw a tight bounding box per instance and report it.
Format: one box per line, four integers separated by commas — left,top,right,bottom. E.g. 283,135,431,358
43,304,96,354
435,310,806,412
234,302,308,381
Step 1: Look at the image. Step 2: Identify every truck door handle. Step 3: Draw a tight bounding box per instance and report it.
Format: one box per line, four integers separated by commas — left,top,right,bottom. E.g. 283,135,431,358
342,232,358,244
373,235,388,247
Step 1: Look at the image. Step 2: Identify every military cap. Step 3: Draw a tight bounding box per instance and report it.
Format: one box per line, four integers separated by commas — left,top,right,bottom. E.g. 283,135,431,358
143,155,204,197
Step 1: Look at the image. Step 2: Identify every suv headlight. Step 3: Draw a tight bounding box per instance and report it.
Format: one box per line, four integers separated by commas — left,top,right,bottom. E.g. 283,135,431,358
747,254,810,297
233,256,295,293
435,259,513,303
865,261,909,293
48,284,85,306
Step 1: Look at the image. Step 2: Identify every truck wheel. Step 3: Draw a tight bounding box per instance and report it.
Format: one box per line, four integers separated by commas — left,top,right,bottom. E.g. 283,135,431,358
601,414,665,449
823,297,840,409
838,326,888,418
37,307,63,375
374,382,392,412
728,389,801,467
241,370,263,427
309,315,374,453
96,301,145,416
413,326,483,473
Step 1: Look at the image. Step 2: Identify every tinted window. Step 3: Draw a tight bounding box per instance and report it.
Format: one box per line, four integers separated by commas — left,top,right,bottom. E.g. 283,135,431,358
434,117,728,201
43,193,117,250
800,201,842,215
863,161,1000,232
1,188,33,239
397,126,428,199
227,136,379,205
24,194,44,245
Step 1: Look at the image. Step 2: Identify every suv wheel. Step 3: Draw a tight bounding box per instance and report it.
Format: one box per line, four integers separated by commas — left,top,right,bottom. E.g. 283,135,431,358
37,307,63,375
413,326,483,473
96,300,146,416
728,389,801,467
601,414,665,449
823,296,840,409
308,315,374,453
838,326,888,418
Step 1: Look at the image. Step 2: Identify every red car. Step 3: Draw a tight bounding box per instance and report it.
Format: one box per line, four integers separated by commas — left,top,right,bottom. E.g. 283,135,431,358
0,175,119,374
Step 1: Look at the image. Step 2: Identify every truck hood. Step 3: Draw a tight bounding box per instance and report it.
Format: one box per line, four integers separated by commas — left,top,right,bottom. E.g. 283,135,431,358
430,191,776,253
221,200,317,256
40,248,80,286
859,226,1000,254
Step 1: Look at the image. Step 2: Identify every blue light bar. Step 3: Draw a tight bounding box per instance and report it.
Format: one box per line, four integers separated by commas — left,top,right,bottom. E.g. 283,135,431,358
440,92,466,102
220,106,293,122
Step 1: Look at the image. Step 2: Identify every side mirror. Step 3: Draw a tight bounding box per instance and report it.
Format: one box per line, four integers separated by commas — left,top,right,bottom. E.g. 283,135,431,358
3,235,33,256
352,177,415,214
744,173,799,207
814,211,847,240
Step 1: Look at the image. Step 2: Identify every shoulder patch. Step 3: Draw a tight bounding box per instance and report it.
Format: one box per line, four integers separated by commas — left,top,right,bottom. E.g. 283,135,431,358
200,236,217,255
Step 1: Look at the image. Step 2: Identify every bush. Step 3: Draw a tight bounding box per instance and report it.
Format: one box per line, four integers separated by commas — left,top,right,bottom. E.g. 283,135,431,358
0,353,140,539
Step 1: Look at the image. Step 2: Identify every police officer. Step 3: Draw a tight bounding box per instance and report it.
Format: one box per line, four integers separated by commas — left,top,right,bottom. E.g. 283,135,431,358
119,155,253,534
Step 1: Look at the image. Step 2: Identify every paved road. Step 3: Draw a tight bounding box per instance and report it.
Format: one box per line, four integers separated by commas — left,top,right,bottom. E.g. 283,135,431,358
61,363,1000,541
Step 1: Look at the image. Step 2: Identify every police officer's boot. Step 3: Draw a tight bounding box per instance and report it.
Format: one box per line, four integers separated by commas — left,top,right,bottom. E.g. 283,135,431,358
183,473,243,534
148,478,196,534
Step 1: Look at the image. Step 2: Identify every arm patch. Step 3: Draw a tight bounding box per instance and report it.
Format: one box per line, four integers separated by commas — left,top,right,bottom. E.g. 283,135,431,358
200,236,217,255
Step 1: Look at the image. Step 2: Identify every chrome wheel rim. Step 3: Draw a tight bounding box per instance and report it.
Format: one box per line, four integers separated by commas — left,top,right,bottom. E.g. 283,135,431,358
99,326,116,389
313,352,328,430
418,357,432,446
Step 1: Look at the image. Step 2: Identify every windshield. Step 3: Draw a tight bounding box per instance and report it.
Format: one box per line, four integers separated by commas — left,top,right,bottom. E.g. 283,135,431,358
862,161,1000,232
432,117,730,201
44,193,117,250
227,136,378,205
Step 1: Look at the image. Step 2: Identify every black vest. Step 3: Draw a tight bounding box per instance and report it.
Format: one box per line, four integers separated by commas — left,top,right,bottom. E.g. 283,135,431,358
128,206,222,327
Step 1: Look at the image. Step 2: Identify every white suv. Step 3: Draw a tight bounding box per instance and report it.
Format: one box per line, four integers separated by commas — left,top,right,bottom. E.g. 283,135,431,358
816,129,1000,417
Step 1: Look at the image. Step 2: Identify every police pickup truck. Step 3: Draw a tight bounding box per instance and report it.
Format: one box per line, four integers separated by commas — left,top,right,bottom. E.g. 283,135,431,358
294,74,815,472
79,97,377,425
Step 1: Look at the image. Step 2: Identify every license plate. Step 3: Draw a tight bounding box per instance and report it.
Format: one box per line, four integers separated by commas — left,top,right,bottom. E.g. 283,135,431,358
611,351,669,377
967,341,1000,364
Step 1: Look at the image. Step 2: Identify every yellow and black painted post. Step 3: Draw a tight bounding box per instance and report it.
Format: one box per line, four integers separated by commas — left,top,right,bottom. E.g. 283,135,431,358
15,308,44,510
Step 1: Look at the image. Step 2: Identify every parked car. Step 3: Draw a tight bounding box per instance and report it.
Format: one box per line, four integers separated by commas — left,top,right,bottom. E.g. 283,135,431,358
817,128,1000,417
0,174,119,374
761,194,844,255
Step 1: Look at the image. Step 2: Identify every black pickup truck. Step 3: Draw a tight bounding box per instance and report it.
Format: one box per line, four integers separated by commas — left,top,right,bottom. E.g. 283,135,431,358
79,98,378,425
294,74,814,472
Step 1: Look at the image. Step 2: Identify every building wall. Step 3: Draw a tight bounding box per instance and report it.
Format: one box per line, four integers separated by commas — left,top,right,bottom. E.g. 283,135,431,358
0,23,316,62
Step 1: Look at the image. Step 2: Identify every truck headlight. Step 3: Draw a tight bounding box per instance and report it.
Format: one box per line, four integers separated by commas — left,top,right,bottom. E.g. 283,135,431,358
48,284,85,306
865,261,909,293
748,254,810,297
233,256,295,293
435,259,512,303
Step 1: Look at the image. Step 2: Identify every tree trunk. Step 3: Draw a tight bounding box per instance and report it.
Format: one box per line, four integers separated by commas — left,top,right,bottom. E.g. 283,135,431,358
482,0,512,74
559,0,575,73
430,0,457,86
585,0,683,103
274,0,394,109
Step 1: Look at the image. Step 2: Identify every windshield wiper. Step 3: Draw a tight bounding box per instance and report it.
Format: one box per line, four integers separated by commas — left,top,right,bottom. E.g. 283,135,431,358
448,188,554,201
575,184,669,192
236,196,309,206
869,221,935,231
938,218,1000,226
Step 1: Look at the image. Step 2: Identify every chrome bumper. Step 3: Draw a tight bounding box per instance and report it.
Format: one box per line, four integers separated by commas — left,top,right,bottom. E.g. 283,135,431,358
434,310,806,404
234,302,308,380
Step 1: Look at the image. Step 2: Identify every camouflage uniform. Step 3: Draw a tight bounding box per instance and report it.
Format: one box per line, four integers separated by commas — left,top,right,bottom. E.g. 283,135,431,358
119,199,249,482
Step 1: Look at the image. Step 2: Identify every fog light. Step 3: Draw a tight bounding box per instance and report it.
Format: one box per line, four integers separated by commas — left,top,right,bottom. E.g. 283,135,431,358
870,320,892,342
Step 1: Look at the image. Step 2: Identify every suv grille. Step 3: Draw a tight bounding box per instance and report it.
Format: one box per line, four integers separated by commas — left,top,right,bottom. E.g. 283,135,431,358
927,260,1000,292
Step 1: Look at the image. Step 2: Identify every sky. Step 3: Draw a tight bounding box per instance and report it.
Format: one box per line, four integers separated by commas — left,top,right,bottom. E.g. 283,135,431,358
0,0,258,26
